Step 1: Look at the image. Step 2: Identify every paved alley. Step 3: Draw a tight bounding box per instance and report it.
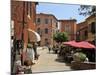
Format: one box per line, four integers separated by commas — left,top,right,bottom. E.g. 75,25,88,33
31,47,71,73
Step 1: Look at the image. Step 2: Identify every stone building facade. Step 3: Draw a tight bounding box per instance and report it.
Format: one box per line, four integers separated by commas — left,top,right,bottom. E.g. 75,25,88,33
58,19,77,40
11,0,38,50
86,14,96,44
77,21,88,41
36,13,58,46
77,14,96,44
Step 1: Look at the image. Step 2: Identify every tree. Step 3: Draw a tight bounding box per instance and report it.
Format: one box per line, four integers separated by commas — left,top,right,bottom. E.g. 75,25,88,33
78,5,96,16
53,32,68,43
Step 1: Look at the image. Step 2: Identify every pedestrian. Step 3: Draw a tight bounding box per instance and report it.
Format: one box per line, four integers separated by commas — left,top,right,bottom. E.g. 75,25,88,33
33,42,39,60
48,45,51,53
27,44,33,61
46,42,51,53
18,41,22,55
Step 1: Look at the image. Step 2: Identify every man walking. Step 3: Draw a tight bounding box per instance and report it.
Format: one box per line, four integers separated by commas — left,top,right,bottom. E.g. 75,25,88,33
33,42,39,60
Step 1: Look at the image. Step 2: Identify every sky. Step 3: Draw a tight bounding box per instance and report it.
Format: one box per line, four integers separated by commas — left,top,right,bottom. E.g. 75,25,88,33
36,2,87,23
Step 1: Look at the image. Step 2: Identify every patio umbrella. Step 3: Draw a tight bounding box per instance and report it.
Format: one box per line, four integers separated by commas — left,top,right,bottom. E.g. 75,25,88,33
77,41,96,49
63,40,76,45
28,29,41,42
63,41,95,49
63,40,80,47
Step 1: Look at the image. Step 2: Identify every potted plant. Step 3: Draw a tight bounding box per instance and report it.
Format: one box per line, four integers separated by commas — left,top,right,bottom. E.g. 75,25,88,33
71,52,87,70
73,52,86,62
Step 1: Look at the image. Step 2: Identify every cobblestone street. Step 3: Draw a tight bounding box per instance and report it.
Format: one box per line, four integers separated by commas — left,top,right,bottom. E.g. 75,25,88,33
31,47,71,73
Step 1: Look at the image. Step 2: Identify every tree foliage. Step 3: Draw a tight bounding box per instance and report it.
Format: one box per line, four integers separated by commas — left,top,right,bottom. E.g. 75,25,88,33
78,5,96,16
53,32,68,43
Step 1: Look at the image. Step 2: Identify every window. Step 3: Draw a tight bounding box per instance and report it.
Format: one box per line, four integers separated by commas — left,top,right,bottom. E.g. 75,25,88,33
45,18,49,24
45,28,48,34
45,38,48,41
84,30,88,40
27,2,28,15
37,28,42,36
56,22,58,28
50,19,52,25
65,25,71,33
45,38,49,46
30,2,32,17
37,18,41,24
76,31,80,41
91,22,96,34
27,2,31,16
11,36,14,40
37,28,40,34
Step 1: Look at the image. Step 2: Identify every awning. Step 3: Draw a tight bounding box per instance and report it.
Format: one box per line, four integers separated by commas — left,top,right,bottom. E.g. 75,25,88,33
28,29,41,42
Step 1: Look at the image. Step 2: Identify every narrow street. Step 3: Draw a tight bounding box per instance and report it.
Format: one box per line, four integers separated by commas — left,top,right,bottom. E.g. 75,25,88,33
31,47,71,73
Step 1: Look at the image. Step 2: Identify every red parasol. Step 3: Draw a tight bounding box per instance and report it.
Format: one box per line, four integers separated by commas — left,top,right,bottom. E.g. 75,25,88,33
63,41,95,49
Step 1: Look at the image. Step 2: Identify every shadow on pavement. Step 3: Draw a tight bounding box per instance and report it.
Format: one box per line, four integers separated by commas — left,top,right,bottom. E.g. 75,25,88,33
65,62,71,66
55,58,66,63
47,51,57,54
